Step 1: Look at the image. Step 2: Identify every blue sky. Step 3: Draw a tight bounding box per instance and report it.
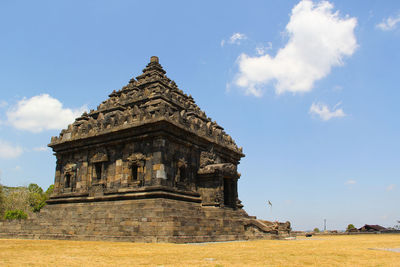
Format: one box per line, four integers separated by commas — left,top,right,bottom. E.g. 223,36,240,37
0,0,399,231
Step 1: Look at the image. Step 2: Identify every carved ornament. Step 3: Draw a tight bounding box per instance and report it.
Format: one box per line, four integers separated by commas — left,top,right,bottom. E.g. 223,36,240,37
90,151,108,163
198,163,238,177
127,153,146,166
63,163,77,173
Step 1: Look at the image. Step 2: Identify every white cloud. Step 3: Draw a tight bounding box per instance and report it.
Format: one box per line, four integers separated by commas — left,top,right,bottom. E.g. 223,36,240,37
221,32,247,47
376,13,400,31
234,0,357,96
386,184,395,191
14,165,21,171
7,94,86,133
229,33,247,44
0,100,7,108
33,146,49,152
0,140,23,159
309,102,346,121
255,42,272,55
345,179,356,185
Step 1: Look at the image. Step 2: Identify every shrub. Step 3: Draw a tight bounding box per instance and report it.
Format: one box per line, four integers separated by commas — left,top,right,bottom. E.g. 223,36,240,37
30,196,47,212
313,228,320,233
347,224,356,231
4,209,28,220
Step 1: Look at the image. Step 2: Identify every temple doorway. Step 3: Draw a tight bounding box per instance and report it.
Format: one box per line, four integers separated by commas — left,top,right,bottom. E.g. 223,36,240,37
223,178,234,208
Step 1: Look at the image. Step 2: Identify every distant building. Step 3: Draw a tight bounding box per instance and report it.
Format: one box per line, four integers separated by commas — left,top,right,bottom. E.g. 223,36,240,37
358,224,387,232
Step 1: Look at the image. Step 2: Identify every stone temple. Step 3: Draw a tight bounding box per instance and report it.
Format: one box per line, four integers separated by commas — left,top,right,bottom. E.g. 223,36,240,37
0,57,290,242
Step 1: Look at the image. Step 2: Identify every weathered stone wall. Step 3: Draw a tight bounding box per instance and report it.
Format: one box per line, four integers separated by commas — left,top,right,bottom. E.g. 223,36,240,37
52,126,241,210
55,138,159,195
0,198,283,243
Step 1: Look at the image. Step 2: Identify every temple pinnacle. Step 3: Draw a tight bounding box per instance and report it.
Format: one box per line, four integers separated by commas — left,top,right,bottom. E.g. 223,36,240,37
150,56,159,63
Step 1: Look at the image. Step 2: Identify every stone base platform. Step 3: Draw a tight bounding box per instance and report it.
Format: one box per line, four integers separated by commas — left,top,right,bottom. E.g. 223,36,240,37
0,198,289,243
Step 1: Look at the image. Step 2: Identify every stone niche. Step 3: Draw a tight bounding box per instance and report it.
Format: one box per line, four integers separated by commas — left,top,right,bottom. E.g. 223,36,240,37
0,56,290,243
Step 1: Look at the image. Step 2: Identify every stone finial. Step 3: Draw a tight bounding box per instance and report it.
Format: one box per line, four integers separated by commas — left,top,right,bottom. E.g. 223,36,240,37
150,56,159,63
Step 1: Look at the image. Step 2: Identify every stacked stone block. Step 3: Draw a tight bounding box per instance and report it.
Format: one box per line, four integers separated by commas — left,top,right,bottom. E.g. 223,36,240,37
0,198,280,243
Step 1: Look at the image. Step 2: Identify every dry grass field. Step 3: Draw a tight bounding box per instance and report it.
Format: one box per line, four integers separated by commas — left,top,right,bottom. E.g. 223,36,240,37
1,234,399,266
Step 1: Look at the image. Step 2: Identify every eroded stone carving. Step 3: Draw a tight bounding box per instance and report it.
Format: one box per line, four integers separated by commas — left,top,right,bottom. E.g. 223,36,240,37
198,163,238,177
127,153,146,165
90,150,108,163
64,163,77,173
175,158,188,184
199,148,216,168
50,57,242,154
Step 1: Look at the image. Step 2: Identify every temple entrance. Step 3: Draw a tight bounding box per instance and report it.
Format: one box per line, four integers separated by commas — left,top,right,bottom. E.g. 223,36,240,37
94,163,102,181
131,164,138,181
65,173,71,188
224,178,234,208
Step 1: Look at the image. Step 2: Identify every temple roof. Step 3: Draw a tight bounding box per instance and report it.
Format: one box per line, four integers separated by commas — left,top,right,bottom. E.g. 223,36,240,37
49,56,243,155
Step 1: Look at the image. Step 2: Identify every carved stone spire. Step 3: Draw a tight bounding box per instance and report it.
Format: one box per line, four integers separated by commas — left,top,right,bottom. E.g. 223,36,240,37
136,56,168,87
49,56,243,156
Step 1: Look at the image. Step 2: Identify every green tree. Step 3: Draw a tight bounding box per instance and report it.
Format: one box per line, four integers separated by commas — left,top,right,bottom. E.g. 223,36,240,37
45,184,54,197
28,183,43,195
27,184,54,212
3,186,30,213
1,183,54,215
0,183,5,217
313,227,320,233
346,224,356,231
28,183,47,212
